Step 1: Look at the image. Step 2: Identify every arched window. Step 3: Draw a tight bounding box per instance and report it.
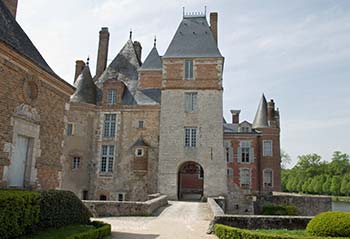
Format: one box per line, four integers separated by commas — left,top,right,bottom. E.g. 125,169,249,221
263,169,273,187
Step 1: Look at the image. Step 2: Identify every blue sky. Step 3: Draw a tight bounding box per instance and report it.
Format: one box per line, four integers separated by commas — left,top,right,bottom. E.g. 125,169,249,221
16,0,350,167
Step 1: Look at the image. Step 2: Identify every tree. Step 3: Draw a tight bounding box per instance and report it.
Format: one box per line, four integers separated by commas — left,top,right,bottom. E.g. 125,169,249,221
340,175,350,196
322,176,332,195
330,176,341,195
328,151,350,176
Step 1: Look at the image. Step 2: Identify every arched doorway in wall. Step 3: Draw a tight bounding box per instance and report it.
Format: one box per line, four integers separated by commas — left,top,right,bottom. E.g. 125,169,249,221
178,161,204,201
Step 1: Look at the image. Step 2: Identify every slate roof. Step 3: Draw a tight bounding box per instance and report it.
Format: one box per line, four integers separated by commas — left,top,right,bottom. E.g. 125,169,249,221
0,1,58,78
163,16,222,58
252,94,269,129
70,65,96,104
132,138,148,147
139,46,162,70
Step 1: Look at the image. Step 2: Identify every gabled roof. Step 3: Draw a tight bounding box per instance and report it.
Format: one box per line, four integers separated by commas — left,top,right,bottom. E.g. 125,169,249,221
163,16,222,58
0,1,57,77
252,94,269,129
140,46,162,70
132,138,148,147
70,65,96,104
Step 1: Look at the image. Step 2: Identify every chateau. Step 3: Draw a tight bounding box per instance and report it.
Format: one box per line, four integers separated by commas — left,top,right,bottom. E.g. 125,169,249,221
62,11,281,201
0,0,281,202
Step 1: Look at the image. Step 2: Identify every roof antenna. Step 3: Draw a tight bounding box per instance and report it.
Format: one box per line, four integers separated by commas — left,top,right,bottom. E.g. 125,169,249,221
154,35,157,47
183,6,185,18
86,56,90,66
129,29,132,40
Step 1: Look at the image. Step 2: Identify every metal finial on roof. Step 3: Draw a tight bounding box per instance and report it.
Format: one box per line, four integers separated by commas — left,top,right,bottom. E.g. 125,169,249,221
154,36,157,47
204,6,207,16
86,56,90,66
183,7,185,17
129,29,132,40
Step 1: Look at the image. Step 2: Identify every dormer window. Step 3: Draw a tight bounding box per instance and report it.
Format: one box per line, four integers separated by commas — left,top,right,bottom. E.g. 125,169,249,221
107,89,117,105
184,60,194,80
135,148,144,157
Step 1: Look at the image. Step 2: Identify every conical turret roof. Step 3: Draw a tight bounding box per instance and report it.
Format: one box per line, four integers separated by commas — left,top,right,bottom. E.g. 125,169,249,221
70,65,96,104
140,46,162,70
252,94,268,129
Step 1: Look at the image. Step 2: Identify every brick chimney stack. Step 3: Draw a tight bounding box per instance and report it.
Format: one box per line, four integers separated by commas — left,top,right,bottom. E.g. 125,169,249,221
95,27,110,79
3,0,18,18
230,110,241,124
210,12,218,45
74,60,85,84
267,99,275,126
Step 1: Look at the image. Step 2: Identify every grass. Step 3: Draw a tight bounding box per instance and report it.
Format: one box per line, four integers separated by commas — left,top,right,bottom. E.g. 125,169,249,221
23,224,96,239
255,229,307,237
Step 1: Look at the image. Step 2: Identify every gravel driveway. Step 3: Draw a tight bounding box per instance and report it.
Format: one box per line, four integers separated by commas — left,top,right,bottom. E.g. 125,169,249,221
98,201,218,239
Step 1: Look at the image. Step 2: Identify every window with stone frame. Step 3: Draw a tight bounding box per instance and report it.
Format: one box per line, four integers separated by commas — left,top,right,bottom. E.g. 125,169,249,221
240,168,251,189
103,114,116,137
66,123,73,136
238,141,254,163
107,89,117,105
138,120,144,129
185,92,197,112
100,145,114,173
263,140,273,156
117,193,125,201
227,167,233,178
263,169,273,187
184,60,194,80
184,127,197,148
135,148,144,157
72,156,80,170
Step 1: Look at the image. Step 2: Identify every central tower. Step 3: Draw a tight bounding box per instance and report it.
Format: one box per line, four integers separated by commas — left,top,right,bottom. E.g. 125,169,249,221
158,11,227,199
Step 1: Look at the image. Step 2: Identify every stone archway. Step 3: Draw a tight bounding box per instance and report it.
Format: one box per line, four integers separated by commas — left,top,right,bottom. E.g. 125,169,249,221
177,161,204,201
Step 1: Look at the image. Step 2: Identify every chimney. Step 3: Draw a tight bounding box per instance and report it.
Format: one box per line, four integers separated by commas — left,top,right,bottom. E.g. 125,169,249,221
133,41,142,63
74,60,85,84
3,0,18,18
210,12,218,45
267,99,275,125
230,110,241,124
95,27,110,79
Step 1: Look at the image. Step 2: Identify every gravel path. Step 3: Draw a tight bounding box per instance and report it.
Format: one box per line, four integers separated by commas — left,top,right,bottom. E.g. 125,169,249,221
98,201,218,239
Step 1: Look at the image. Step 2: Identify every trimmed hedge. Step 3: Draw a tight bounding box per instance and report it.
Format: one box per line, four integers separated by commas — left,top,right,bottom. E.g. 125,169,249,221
306,211,350,237
262,204,298,216
65,221,111,239
39,190,92,229
0,190,40,239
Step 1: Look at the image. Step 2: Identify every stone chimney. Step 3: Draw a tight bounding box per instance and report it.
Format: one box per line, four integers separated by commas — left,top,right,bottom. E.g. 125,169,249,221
3,0,18,18
95,27,110,79
210,12,218,45
267,99,275,126
133,41,142,63
74,60,85,84
230,110,241,124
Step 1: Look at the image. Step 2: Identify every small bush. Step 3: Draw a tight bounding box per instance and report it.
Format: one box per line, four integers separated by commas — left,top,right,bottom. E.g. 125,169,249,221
306,211,350,237
262,204,298,216
39,190,92,229
0,190,40,239
65,221,111,239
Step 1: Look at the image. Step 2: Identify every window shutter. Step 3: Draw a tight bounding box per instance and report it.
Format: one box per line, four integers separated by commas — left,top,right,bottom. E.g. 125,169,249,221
249,148,254,163
229,148,233,162
237,147,242,163
193,93,197,112
185,93,190,112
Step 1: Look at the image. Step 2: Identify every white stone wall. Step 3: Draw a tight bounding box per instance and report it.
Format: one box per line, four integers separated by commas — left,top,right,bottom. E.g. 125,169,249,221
158,90,227,199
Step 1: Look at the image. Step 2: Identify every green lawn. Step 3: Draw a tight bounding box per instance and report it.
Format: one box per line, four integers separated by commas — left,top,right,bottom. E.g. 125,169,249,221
23,224,96,239
255,229,307,237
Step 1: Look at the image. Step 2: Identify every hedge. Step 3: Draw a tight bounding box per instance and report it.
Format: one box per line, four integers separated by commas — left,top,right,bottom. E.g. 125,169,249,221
65,221,111,239
306,211,350,237
0,190,40,239
39,190,92,229
262,204,298,216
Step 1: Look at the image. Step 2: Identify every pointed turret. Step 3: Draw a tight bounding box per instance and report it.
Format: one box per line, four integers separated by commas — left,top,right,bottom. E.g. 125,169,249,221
140,38,162,71
252,94,268,129
70,65,96,104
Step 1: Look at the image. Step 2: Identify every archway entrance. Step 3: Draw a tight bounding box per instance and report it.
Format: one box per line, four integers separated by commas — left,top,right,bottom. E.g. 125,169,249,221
178,162,204,201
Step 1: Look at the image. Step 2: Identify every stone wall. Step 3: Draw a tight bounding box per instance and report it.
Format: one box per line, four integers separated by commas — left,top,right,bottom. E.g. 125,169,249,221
83,195,168,217
254,193,332,216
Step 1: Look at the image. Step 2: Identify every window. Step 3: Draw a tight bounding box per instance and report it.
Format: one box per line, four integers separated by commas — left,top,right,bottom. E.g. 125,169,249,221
103,114,116,137
101,145,114,173
240,168,251,189
263,140,273,156
135,148,144,157
99,195,107,201
66,123,73,136
118,193,125,201
263,169,273,187
72,156,80,169
240,127,250,133
82,190,88,200
184,127,197,148
185,92,197,112
138,120,144,129
240,141,251,163
107,89,117,105
184,60,194,80
227,168,233,178
225,148,230,162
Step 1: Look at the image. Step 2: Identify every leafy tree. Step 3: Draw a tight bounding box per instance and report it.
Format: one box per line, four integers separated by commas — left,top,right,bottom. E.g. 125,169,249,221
340,175,350,196
330,176,341,195
328,151,350,175
322,176,332,195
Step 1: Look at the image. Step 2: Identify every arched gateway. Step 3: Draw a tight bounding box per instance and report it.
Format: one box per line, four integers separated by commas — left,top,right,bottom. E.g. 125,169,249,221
178,162,204,201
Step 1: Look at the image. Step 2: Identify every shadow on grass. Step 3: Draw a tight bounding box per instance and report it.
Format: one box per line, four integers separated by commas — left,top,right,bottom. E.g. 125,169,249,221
111,232,159,239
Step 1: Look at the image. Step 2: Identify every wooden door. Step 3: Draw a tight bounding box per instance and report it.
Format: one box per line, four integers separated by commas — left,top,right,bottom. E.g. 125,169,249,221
8,135,29,187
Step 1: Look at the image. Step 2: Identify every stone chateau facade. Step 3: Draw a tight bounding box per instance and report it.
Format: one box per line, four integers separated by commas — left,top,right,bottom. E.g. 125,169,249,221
0,0,281,201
